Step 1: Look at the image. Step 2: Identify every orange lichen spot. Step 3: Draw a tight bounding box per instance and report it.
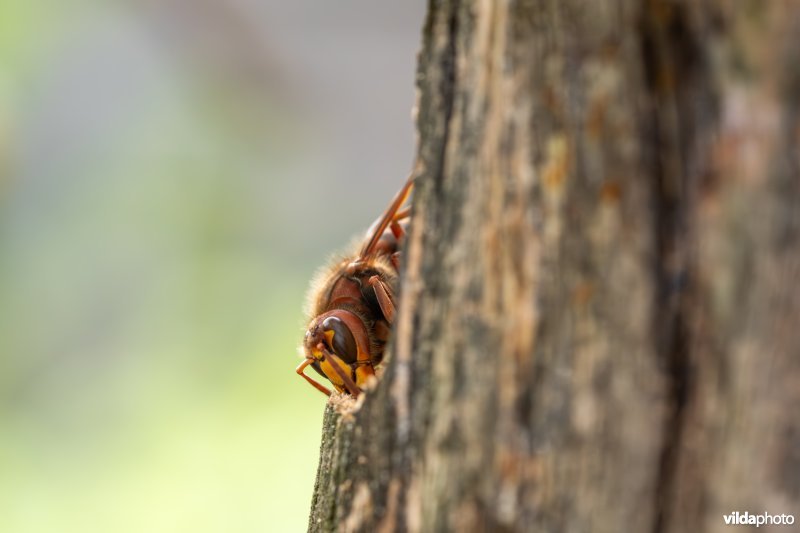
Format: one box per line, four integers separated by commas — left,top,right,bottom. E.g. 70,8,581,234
542,86,562,114
600,180,622,203
600,42,619,62
587,96,608,139
572,281,595,308
650,0,674,24
658,67,675,93
542,135,569,191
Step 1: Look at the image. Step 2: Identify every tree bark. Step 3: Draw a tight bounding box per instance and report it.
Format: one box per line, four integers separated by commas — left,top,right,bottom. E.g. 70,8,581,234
308,1,800,532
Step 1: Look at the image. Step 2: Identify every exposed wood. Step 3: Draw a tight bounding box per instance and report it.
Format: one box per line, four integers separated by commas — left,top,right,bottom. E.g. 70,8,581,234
308,2,800,532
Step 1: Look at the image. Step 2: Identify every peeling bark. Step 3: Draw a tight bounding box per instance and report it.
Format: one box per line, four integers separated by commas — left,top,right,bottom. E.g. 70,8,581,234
308,1,800,532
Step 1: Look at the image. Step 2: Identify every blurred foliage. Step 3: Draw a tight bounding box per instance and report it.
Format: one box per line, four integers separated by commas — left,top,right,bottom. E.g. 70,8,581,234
0,1,401,531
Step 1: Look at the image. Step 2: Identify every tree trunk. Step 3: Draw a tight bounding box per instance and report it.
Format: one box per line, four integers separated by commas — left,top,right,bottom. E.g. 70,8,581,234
308,2,800,532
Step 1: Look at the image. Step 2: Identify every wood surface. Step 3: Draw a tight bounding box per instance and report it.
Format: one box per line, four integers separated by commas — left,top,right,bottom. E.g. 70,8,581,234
308,2,800,531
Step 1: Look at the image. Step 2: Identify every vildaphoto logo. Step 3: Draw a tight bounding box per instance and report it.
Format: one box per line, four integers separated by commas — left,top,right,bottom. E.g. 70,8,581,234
723,511,795,527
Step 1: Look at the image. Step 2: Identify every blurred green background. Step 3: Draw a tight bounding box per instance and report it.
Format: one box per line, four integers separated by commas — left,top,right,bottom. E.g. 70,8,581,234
0,2,423,531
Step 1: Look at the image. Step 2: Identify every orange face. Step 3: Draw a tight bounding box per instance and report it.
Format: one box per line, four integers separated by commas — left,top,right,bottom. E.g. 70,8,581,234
302,312,375,394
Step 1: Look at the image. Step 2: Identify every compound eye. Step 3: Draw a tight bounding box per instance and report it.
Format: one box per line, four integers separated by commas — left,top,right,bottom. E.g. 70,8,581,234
321,316,358,365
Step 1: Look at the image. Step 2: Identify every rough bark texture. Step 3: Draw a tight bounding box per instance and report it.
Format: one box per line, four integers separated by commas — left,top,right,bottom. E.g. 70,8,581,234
308,1,800,532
